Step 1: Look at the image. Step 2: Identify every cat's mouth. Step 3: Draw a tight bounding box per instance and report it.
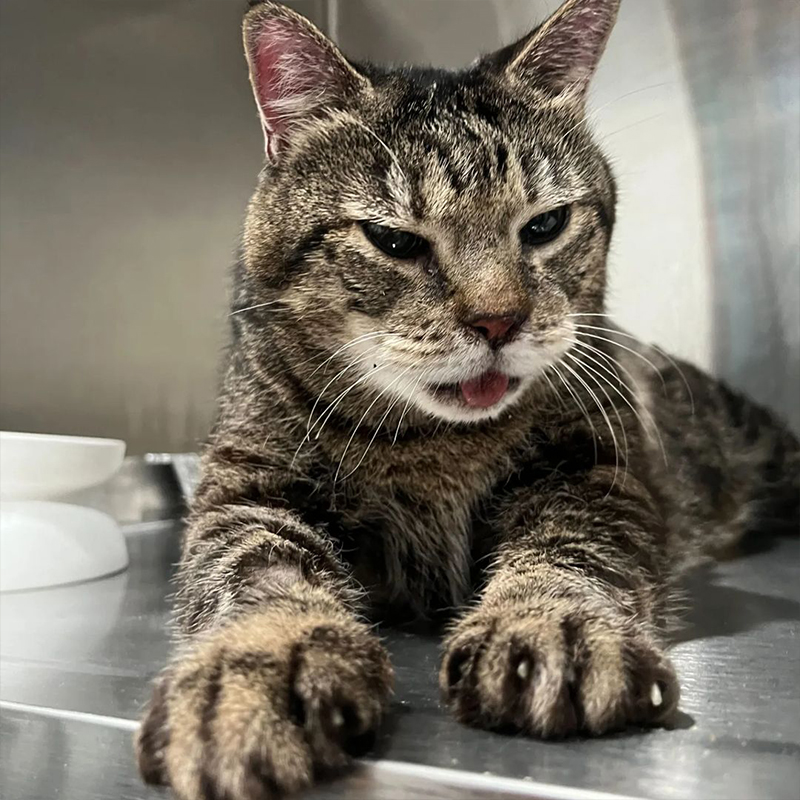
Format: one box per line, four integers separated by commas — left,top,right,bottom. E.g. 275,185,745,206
428,371,520,409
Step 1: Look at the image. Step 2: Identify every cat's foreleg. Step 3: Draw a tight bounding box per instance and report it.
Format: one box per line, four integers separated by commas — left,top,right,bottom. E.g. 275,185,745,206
136,471,392,800
441,466,679,736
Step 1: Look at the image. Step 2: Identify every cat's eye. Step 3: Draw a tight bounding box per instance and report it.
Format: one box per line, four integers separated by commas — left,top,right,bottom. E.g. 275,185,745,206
520,206,571,246
360,222,429,260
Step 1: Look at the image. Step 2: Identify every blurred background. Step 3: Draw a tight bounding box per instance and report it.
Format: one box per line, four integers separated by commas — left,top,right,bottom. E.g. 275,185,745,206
1,0,798,454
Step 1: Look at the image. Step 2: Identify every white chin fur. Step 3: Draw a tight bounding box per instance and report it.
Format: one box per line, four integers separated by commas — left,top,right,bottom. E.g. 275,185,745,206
413,378,534,423
350,326,573,425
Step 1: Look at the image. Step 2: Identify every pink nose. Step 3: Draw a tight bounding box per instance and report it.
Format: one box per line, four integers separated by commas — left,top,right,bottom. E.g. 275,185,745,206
466,315,524,347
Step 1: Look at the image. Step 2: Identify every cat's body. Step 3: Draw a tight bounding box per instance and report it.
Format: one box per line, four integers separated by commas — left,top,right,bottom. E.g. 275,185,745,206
180,328,795,630
136,2,800,798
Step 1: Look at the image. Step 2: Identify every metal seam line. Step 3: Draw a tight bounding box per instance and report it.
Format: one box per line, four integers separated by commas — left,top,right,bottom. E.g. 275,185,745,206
1,700,637,800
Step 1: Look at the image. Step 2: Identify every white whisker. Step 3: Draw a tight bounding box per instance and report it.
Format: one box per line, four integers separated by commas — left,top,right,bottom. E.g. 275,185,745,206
566,353,630,477
393,369,428,445
307,331,402,378
335,367,413,482
549,364,600,465
306,341,385,432
291,363,391,467
541,370,569,414
565,353,630,479
349,119,411,189
601,111,666,141
343,366,415,479
228,300,285,317
567,339,669,466
559,359,621,493
567,315,695,413
571,329,669,395
559,82,673,144
311,365,391,441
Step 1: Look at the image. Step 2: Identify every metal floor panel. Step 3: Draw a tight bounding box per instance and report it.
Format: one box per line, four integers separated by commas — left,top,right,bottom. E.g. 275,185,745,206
1,509,799,799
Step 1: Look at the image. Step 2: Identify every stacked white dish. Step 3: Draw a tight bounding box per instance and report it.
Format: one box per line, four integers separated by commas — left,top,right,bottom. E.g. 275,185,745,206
0,432,128,592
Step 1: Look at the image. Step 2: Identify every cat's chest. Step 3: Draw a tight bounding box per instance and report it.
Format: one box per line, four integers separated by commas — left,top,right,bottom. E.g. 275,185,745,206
325,437,512,616
335,435,502,529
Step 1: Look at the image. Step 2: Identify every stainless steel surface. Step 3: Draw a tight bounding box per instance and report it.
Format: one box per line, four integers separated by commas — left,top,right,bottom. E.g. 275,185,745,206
58,456,185,524
669,0,800,434
0,709,636,800
2,465,799,799
670,0,800,431
162,452,202,501
1,710,162,800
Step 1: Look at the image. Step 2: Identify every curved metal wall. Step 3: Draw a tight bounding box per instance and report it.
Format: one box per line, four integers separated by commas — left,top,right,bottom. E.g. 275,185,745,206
669,0,800,433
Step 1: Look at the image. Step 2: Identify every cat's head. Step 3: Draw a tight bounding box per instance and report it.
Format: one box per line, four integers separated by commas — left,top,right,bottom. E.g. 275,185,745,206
239,0,619,425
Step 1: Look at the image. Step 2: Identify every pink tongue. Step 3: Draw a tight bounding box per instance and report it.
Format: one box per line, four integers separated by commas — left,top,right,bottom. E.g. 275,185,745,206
460,371,510,409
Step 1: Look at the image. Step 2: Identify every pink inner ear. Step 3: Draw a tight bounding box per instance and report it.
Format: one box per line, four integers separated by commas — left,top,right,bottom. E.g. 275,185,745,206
552,6,613,76
251,20,334,157
515,0,618,95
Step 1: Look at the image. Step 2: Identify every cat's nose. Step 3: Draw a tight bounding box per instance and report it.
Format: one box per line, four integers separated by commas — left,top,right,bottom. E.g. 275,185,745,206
465,314,526,348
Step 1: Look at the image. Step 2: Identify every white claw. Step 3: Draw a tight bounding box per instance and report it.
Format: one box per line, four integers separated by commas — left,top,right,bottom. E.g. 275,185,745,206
650,682,663,707
331,708,345,728
516,659,531,681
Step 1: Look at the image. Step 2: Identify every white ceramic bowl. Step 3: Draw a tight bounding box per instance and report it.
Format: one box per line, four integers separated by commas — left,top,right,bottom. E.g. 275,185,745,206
0,502,129,592
0,431,126,501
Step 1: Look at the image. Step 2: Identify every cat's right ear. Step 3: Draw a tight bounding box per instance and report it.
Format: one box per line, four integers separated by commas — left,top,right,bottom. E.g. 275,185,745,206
243,1,369,163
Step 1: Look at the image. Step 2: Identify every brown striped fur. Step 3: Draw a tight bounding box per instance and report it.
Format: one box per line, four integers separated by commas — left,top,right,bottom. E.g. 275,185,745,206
136,1,800,797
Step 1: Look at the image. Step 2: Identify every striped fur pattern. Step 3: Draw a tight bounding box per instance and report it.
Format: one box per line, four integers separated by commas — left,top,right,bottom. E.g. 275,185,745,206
136,1,800,797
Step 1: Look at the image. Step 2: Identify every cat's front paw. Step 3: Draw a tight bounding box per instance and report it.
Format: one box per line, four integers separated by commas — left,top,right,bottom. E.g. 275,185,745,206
136,607,393,799
440,598,678,737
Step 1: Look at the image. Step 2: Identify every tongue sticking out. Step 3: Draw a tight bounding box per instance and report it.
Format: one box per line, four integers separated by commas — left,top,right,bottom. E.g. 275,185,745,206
460,371,510,409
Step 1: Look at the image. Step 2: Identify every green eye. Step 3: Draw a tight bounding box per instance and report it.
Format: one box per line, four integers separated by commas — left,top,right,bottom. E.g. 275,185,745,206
361,221,429,259
520,206,571,246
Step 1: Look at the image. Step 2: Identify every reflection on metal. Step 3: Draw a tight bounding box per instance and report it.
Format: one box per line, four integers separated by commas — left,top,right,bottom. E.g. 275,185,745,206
57,456,184,523
669,0,800,432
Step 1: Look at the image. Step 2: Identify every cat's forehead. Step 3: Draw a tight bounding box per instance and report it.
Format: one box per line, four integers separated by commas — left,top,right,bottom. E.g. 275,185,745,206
367,69,593,225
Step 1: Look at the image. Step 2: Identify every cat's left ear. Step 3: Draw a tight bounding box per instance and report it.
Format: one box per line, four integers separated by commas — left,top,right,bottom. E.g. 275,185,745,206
484,0,620,104
243,1,370,162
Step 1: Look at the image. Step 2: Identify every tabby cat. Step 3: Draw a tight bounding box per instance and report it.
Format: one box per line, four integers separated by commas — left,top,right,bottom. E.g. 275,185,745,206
136,0,800,797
